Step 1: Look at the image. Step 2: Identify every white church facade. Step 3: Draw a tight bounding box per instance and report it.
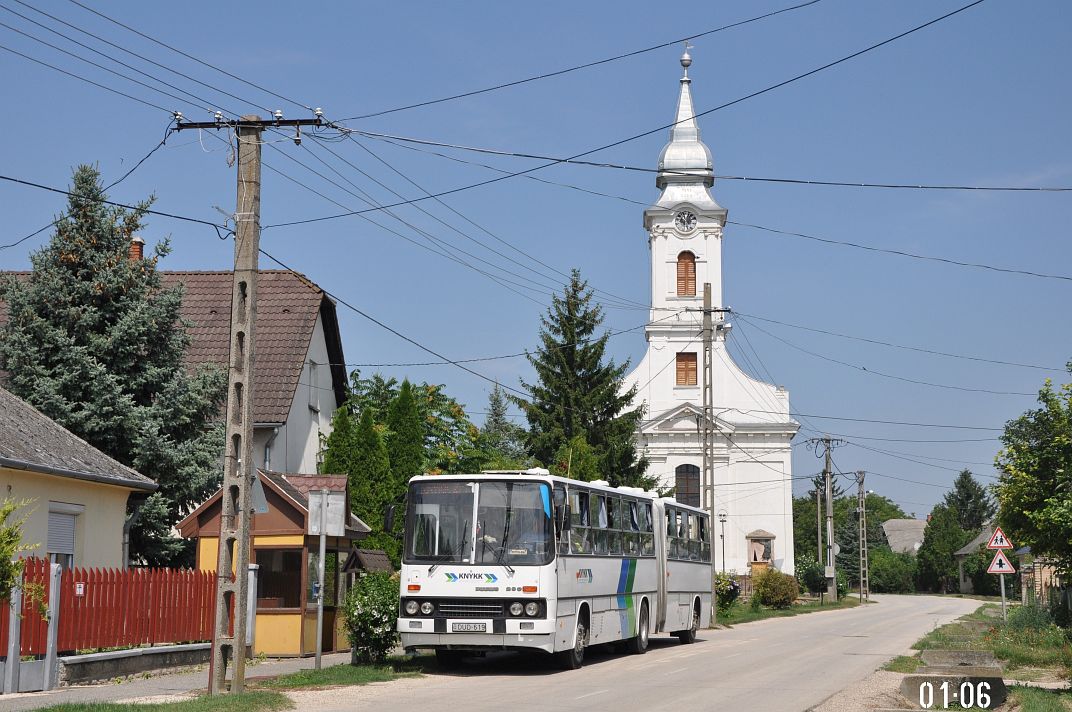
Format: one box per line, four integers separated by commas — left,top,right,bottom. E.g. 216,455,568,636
623,50,798,577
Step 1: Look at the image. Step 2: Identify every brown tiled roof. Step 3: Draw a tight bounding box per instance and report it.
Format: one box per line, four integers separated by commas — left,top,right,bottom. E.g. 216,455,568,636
2,269,347,425
161,271,329,424
0,385,156,491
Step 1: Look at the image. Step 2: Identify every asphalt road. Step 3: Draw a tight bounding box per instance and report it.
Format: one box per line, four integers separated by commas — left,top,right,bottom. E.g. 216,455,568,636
291,595,981,712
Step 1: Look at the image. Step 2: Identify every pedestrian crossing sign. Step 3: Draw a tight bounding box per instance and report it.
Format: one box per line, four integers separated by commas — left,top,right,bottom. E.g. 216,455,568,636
986,527,1013,550
987,550,1015,575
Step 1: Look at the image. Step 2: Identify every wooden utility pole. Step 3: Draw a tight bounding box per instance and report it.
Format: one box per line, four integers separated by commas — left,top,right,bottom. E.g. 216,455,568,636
173,113,320,695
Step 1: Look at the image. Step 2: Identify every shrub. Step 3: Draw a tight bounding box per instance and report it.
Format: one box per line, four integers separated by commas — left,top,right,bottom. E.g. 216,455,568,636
1006,604,1053,631
836,569,849,599
795,553,825,595
753,569,798,609
713,571,741,615
343,571,400,664
869,548,917,593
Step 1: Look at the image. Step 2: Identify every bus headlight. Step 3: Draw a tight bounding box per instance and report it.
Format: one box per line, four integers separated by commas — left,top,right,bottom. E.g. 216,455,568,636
420,601,435,616
509,602,524,617
404,600,420,616
525,602,540,617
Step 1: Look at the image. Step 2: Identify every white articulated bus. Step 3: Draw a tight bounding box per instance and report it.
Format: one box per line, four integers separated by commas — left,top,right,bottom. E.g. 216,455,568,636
396,470,712,669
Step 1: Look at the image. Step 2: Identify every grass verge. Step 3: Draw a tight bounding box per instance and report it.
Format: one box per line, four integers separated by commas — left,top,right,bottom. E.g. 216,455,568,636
1008,685,1072,712
33,691,291,712
257,655,431,690
718,597,861,626
883,654,922,673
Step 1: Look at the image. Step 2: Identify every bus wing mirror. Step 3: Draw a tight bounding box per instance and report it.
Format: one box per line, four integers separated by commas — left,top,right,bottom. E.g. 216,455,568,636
384,504,396,532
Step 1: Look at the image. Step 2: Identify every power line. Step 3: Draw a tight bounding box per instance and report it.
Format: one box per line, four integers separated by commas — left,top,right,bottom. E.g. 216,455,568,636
0,173,228,234
268,0,988,230
351,129,1071,193
731,221,1072,284
735,311,1066,371
336,0,824,120
0,122,174,251
737,315,1036,397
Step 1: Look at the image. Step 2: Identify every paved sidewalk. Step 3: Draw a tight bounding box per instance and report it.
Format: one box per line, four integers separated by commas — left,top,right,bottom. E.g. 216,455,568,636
1,652,352,711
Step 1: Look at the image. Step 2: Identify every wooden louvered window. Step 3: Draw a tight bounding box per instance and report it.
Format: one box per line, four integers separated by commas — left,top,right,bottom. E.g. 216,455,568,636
677,251,696,296
676,352,697,386
675,464,701,507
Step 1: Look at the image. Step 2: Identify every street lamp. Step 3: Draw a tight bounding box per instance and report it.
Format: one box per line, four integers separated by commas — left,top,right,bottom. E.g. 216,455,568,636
717,510,728,573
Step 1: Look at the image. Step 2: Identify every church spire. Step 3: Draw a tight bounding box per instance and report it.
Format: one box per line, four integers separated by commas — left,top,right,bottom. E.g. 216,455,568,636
656,46,714,190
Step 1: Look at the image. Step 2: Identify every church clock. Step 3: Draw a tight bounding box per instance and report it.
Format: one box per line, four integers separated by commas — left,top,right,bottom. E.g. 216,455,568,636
674,210,697,233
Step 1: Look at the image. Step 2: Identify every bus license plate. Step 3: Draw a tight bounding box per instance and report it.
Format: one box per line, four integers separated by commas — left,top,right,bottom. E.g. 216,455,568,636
452,622,486,632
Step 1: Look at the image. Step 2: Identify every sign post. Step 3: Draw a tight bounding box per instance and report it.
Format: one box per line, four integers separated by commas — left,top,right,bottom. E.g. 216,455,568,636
986,527,1015,621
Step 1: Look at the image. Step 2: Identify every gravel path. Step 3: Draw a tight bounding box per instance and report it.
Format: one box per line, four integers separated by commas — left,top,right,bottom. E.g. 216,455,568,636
812,670,909,712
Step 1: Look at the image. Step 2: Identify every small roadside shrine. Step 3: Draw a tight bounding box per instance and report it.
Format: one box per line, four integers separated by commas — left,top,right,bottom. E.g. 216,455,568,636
178,470,371,656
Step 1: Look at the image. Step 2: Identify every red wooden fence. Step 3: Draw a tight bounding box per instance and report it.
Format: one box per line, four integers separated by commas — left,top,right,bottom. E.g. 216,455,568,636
1,558,216,655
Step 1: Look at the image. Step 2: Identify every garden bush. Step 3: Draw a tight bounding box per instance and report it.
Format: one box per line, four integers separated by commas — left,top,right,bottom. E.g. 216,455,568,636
343,571,400,664
753,568,798,609
869,548,917,593
794,553,825,595
713,571,741,615
1006,604,1053,631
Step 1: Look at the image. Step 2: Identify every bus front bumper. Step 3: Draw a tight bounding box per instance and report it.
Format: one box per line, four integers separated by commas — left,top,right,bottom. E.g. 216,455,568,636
399,617,556,654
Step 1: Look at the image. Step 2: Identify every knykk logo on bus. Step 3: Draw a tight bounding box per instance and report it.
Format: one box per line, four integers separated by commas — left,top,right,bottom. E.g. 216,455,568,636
445,572,497,583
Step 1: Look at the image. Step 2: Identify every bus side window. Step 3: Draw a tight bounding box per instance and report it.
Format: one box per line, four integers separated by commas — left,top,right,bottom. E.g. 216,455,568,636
607,497,622,555
624,500,640,556
666,509,678,559
593,495,608,555
688,513,701,561
640,502,654,556
570,491,590,554
555,485,569,555
699,516,711,562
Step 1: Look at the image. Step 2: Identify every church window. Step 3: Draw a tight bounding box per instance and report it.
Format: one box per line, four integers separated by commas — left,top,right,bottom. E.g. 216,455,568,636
676,352,697,386
675,464,700,507
676,251,696,296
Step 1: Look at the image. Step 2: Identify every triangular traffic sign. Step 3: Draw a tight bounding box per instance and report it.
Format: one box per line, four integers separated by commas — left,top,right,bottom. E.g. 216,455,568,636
987,550,1016,575
986,526,1013,550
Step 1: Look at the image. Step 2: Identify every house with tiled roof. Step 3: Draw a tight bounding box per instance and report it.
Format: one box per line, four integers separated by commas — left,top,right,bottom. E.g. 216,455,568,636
2,257,348,476
0,385,157,569
159,269,347,474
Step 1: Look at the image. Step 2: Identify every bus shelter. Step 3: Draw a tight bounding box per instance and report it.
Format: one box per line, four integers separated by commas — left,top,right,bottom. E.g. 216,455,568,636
178,470,370,656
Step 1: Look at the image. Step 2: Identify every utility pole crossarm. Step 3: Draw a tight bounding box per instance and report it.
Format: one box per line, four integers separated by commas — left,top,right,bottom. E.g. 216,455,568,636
173,117,323,131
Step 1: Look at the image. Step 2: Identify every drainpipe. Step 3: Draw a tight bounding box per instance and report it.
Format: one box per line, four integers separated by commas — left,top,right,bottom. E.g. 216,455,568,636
264,426,280,471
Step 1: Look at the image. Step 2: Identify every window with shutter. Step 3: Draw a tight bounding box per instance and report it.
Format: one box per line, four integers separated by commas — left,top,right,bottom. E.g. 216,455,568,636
676,251,696,296
47,511,76,557
676,352,697,386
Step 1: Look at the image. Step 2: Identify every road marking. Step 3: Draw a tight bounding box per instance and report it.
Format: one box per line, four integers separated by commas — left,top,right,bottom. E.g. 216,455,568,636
575,690,609,700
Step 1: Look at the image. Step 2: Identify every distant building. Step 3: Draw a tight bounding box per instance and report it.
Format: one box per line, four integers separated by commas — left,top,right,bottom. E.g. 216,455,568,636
623,50,797,575
954,527,994,594
882,519,927,554
0,386,156,569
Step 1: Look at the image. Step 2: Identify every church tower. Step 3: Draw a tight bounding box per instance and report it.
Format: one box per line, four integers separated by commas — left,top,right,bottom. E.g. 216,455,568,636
624,50,798,577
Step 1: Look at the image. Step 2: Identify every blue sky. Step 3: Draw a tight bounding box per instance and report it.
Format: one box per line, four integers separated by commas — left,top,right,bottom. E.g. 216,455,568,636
2,1,1069,517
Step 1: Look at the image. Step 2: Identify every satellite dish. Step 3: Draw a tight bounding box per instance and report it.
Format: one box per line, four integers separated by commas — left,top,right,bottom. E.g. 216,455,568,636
832,543,841,556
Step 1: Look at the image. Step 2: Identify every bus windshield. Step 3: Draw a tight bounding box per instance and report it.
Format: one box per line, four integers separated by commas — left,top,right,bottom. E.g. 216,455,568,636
404,480,554,566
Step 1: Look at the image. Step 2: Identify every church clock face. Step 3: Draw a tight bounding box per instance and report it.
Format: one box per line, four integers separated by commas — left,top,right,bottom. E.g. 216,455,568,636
674,210,697,233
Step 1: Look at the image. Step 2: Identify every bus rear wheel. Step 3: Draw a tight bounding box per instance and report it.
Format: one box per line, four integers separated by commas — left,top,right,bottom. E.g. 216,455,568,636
557,617,587,670
675,604,699,644
626,601,650,654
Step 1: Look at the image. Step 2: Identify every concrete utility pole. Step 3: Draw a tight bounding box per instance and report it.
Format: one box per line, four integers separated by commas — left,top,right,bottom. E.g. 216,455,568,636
816,487,823,565
174,113,321,695
806,436,844,601
315,489,328,670
856,471,870,603
701,283,715,619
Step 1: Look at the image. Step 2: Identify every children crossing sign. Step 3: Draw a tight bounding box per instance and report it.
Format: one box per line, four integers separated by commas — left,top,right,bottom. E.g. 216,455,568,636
987,550,1015,575
986,527,1013,550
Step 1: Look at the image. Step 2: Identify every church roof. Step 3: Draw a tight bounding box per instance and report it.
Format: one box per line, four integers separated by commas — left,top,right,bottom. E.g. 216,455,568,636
656,49,714,191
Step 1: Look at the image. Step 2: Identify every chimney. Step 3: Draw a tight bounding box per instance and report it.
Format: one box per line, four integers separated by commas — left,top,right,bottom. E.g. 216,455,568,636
129,235,145,261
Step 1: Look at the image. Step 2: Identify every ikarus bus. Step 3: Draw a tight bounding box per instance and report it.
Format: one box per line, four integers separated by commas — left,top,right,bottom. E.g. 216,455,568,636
396,469,712,669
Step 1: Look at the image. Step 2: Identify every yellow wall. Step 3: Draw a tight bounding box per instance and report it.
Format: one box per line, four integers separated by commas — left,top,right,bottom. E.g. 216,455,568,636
1,466,134,569
196,534,305,572
255,613,303,656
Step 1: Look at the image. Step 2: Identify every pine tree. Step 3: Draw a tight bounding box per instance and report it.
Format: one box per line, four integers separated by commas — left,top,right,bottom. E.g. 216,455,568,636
0,166,225,566
476,384,529,469
942,469,995,532
347,409,397,564
321,405,357,477
512,269,651,488
387,380,425,487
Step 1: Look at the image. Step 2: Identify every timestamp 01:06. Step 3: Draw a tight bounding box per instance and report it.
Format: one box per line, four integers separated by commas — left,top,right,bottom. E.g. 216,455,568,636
918,681,993,709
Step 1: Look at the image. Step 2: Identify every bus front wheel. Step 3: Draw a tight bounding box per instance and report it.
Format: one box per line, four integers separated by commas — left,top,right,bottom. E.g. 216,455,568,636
557,617,587,670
